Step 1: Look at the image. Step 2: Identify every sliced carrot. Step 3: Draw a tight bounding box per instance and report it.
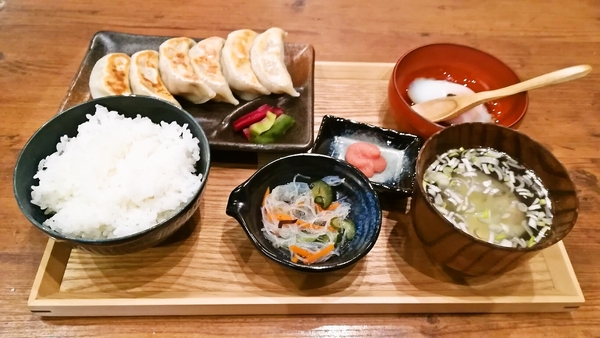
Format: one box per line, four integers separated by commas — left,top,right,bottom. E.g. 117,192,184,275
274,213,294,221
291,255,299,263
296,219,312,228
290,245,312,258
296,220,335,232
305,243,335,264
265,212,274,223
315,202,340,213
262,187,270,207
327,202,340,210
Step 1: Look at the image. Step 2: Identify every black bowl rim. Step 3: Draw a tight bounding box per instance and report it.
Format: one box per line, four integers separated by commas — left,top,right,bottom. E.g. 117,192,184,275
311,114,423,196
227,152,383,273
391,42,530,130
13,95,212,245
415,122,579,252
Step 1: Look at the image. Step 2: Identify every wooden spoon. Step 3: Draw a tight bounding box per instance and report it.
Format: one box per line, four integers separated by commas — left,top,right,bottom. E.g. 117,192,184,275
411,64,592,122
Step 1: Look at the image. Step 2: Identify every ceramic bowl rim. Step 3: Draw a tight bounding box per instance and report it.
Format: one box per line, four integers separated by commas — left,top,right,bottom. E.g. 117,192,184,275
13,95,211,245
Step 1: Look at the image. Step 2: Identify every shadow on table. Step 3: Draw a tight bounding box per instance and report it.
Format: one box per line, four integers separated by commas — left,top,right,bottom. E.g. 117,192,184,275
72,206,202,293
220,218,366,297
380,195,539,299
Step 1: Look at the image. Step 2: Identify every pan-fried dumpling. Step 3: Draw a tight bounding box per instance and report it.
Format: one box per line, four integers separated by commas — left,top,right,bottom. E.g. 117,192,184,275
251,28,300,97
129,50,181,108
159,37,216,104
89,53,132,99
189,37,239,105
221,29,270,101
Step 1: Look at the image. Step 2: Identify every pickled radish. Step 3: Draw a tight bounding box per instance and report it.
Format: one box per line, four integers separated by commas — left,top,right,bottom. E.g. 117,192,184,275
345,142,387,178
407,78,493,124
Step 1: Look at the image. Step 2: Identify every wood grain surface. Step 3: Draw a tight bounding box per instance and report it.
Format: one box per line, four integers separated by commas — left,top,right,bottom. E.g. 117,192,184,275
25,65,584,315
1,0,600,337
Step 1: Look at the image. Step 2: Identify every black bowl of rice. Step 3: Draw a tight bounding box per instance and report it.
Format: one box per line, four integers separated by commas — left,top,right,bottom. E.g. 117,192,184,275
13,95,211,255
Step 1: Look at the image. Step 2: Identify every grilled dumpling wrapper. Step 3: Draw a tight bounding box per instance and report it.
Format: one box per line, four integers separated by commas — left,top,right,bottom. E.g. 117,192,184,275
89,53,132,99
130,50,181,107
221,29,270,101
251,28,299,97
159,37,216,104
189,37,239,105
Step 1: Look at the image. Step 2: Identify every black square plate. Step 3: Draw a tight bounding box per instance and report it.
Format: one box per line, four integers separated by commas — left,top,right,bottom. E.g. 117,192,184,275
311,115,423,197
59,30,315,153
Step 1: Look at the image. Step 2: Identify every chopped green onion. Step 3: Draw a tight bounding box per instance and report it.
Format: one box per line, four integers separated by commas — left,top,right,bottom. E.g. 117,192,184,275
423,147,553,249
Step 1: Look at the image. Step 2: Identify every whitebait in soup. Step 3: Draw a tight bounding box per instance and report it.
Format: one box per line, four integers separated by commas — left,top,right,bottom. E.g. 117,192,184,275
423,147,553,248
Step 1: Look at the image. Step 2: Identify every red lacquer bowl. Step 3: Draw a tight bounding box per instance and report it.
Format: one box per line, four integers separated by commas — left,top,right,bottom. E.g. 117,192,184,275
388,43,529,139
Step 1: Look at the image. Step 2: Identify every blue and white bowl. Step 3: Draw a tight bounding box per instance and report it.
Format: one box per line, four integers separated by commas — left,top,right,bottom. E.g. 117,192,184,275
226,153,382,273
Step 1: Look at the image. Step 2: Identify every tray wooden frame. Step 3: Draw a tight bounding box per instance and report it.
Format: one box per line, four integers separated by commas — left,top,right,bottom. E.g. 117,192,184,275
27,61,584,317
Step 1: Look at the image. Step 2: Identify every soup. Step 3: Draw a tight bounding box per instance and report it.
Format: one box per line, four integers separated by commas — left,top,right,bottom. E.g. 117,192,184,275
423,147,553,248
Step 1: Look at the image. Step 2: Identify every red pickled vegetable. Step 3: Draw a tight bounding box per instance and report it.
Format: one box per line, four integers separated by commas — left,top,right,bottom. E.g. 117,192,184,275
232,104,271,131
232,104,285,131
242,128,251,140
270,107,284,116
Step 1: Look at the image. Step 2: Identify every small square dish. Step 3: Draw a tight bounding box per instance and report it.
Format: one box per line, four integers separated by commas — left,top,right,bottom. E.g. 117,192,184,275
311,115,423,197
59,30,315,153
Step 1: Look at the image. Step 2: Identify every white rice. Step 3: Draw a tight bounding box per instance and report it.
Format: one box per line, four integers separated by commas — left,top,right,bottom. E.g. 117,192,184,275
30,104,203,239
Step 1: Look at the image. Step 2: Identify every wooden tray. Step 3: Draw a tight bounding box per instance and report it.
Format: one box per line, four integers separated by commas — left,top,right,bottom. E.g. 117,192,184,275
28,61,584,317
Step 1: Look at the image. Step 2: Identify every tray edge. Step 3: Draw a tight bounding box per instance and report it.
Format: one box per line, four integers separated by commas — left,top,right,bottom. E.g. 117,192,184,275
28,60,584,317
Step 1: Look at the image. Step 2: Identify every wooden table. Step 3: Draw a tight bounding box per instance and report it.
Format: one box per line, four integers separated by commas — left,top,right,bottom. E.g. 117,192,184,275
1,0,599,336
